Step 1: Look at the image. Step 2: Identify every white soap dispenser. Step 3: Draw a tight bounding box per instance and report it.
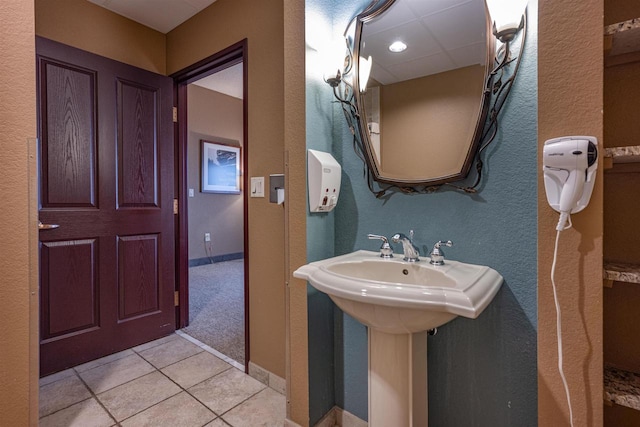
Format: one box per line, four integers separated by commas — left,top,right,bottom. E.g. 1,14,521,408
308,149,341,212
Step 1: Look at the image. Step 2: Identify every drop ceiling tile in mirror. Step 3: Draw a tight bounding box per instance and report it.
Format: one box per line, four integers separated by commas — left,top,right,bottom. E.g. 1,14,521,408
405,0,470,18
386,52,457,82
364,0,418,36
448,42,488,69
421,0,487,51
363,20,441,67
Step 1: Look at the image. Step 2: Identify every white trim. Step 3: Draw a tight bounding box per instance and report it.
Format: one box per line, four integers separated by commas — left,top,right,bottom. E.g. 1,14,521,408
336,407,368,427
248,361,286,395
176,330,245,372
314,406,367,427
314,407,337,427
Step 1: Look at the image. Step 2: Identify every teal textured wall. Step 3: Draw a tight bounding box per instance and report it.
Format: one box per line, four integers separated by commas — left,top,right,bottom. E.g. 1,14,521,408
306,1,538,425
305,0,351,423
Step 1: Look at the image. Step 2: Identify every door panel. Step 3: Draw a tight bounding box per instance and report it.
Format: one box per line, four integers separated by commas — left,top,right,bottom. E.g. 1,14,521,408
117,79,160,208
40,239,99,341
37,37,175,376
40,59,97,208
117,234,160,320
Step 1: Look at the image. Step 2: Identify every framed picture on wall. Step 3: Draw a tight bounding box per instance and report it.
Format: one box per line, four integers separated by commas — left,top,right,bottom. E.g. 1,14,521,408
201,140,241,194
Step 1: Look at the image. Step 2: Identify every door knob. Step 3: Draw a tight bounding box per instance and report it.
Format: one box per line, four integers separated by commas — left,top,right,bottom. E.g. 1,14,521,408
38,221,59,230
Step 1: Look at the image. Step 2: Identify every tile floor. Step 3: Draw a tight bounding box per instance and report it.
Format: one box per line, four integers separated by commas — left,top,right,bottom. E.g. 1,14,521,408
39,333,286,427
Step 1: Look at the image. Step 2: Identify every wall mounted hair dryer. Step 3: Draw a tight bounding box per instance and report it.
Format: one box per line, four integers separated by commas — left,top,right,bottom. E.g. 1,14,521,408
543,136,598,231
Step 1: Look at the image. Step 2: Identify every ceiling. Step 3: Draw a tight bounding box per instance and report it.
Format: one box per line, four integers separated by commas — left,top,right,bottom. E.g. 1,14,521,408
87,0,218,33
192,63,244,99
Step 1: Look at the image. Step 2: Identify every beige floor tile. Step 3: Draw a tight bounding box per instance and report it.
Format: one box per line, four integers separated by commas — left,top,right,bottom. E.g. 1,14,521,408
161,351,232,389
204,419,229,427
74,349,134,373
97,371,181,421
188,368,266,415
137,336,203,368
132,334,181,352
221,388,286,427
39,368,75,387
39,398,115,427
39,374,92,418
120,392,216,427
78,353,156,394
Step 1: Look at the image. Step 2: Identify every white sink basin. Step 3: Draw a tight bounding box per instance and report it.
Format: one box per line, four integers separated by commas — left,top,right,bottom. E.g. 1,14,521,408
294,250,503,333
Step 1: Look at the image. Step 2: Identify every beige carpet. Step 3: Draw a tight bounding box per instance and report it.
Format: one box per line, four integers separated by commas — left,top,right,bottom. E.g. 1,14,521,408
182,260,245,365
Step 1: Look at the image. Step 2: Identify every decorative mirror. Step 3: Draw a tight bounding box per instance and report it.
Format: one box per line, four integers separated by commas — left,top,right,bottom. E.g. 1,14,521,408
327,0,527,197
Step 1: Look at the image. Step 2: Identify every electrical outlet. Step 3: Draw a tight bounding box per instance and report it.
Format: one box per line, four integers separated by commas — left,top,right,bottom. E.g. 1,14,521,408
204,233,211,242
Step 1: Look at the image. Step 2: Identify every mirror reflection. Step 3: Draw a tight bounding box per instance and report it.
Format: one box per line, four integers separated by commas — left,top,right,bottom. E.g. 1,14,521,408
355,0,493,185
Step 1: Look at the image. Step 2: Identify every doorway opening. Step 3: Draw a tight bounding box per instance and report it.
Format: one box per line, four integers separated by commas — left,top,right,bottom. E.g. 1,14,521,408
173,40,249,372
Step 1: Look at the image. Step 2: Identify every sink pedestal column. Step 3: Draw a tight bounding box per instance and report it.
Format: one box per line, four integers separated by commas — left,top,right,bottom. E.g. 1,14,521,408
369,329,428,426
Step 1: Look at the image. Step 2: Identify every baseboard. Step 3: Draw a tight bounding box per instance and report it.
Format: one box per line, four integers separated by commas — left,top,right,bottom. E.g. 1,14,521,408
313,408,337,427
314,406,367,427
188,252,244,267
247,361,286,395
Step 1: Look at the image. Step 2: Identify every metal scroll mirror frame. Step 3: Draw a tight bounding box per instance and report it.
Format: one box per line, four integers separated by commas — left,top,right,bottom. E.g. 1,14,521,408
331,0,527,197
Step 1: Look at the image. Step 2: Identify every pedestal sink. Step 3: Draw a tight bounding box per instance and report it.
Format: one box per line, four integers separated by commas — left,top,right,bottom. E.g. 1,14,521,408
294,250,503,426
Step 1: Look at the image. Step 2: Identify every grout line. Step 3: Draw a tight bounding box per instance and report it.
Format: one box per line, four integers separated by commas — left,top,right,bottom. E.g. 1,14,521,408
176,330,245,372
116,388,196,425
217,386,269,419
69,370,119,425
74,352,139,377
153,359,223,420
91,370,169,421
131,334,182,354
74,358,157,395
181,365,234,392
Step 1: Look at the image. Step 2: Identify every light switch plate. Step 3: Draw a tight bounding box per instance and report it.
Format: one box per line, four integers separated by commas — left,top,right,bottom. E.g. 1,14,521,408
188,188,195,197
251,177,265,197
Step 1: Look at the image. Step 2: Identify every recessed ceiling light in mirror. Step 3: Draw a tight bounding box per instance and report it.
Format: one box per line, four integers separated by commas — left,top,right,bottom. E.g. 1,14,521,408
388,41,407,53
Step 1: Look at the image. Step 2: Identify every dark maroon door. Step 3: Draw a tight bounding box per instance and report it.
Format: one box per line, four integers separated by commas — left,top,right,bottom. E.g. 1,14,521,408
36,37,175,376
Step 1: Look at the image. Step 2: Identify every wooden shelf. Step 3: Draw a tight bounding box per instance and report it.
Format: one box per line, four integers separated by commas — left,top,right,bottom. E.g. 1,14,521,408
605,365,640,411
603,261,640,287
604,146,640,172
605,146,640,164
605,18,640,67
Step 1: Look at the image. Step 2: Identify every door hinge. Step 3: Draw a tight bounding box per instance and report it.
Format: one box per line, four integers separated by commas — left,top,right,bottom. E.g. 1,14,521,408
172,107,178,123
173,199,178,215
174,291,179,306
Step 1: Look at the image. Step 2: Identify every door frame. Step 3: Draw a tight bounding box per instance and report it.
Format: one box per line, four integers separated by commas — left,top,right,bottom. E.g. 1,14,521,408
171,39,249,371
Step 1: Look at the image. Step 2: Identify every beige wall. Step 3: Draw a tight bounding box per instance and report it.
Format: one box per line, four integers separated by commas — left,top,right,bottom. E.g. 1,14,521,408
167,0,287,378
0,1,38,425
35,0,166,74
538,0,604,425
283,0,308,423
379,65,486,179
187,85,244,261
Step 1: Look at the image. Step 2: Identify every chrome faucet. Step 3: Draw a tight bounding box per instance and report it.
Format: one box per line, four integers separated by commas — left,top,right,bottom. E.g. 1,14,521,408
367,234,394,258
391,231,420,262
429,240,453,265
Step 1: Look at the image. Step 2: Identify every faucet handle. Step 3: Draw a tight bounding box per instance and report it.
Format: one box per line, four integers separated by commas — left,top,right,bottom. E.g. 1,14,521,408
367,234,394,258
434,240,453,249
430,240,453,265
